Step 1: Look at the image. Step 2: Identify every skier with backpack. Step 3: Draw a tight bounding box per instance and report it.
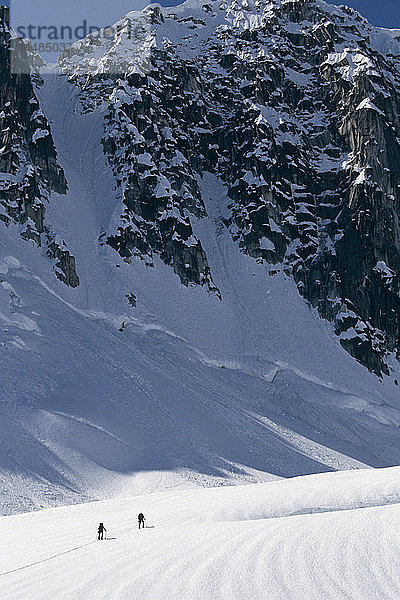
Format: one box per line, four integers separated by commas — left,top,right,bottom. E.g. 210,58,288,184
138,513,146,529
98,522,107,540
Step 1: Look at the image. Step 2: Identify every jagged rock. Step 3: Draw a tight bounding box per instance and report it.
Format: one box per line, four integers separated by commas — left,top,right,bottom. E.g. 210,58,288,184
46,236,80,288
126,292,137,307
0,6,79,287
28,0,400,372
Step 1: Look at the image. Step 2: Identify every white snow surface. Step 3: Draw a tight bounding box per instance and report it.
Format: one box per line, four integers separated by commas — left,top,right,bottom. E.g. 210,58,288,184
1,467,400,599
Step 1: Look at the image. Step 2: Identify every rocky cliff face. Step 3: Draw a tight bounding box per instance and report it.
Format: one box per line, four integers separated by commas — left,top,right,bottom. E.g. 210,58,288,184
7,0,400,374
0,6,79,287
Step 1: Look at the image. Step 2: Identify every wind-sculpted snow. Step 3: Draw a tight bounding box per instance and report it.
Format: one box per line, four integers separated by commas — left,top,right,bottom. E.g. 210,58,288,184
1,468,400,599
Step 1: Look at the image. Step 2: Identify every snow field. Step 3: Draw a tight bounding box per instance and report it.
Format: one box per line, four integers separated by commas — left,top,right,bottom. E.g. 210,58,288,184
1,467,400,600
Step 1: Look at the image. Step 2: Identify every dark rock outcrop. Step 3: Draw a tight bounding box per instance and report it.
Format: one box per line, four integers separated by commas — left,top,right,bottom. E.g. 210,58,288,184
54,0,400,371
0,6,79,287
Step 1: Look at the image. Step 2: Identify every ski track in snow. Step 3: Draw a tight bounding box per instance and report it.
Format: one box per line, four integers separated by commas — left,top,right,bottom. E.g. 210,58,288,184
1,468,400,600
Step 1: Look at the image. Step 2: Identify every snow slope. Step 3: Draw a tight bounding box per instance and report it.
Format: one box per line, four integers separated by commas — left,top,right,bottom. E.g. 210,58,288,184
1,467,400,599
2,1,400,513
1,70,400,514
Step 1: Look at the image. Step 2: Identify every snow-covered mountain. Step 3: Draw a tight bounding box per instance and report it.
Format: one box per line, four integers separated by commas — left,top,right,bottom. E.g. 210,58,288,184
58,0,400,376
1,0,400,515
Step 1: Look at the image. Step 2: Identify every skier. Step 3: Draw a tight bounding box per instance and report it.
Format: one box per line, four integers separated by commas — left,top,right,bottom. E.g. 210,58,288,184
98,522,107,540
138,513,146,529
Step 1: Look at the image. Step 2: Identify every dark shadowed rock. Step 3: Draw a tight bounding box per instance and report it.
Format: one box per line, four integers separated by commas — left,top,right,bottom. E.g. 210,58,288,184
0,6,79,287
